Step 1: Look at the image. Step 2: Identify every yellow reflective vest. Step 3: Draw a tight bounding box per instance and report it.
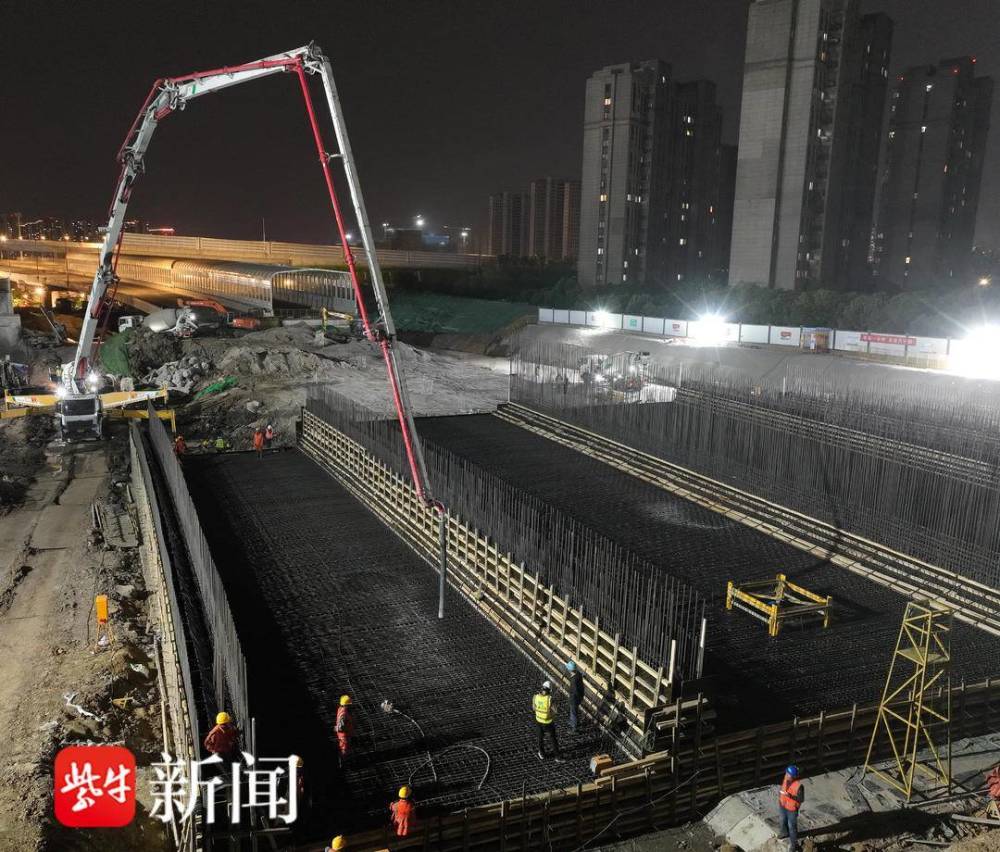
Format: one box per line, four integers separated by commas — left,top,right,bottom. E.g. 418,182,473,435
533,693,554,725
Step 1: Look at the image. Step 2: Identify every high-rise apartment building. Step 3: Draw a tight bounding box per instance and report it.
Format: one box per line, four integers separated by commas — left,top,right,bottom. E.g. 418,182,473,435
487,191,529,257
873,57,993,289
666,81,735,283
528,178,582,260
728,0,892,290
578,60,672,287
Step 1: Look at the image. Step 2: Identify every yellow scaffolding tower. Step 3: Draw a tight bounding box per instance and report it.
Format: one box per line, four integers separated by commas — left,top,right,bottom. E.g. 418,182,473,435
864,599,952,800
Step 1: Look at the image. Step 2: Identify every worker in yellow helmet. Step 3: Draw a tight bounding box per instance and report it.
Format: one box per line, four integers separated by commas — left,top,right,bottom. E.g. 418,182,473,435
325,835,346,851
389,785,415,837
533,681,563,761
203,710,239,760
334,695,355,763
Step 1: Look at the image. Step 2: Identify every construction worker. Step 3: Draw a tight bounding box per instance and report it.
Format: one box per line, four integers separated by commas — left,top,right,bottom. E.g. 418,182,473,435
324,836,346,852
203,711,240,760
173,434,187,456
389,785,415,837
214,436,228,453
777,765,804,850
533,681,563,761
264,423,275,450
252,427,264,459
566,660,584,733
334,695,355,761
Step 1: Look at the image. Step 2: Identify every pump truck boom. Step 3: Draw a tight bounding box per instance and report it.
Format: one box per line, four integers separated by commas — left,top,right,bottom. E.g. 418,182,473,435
59,43,433,495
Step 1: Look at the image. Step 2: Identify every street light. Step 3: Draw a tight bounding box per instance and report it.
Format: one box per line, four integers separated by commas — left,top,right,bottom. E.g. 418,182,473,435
979,276,991,287
414,214,425,229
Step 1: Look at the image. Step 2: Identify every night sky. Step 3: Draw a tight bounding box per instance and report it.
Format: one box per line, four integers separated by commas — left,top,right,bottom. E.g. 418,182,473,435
1,0,998,248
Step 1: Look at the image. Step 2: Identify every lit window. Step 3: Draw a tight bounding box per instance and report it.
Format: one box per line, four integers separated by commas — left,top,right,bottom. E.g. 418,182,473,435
905,256,911,264
708,205,714,214
888,131,895,139
944,164,949,173
679,238,686,245
597,247,604,255
685,129,693,137
677,274,682,281
603,97,612,106
926,84,933,92
921,125,927,133
623,261,629,269
599,194,607,202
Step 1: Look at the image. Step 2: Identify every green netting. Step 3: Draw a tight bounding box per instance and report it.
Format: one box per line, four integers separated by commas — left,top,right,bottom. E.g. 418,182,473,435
193,376,238,399
387,292,534,335
98,331,132,377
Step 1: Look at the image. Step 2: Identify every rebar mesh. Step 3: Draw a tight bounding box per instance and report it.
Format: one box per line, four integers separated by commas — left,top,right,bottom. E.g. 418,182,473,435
510,341,1000,588
306,388,706,677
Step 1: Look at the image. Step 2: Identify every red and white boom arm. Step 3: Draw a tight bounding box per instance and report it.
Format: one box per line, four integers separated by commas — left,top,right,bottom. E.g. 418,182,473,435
75,43,433,502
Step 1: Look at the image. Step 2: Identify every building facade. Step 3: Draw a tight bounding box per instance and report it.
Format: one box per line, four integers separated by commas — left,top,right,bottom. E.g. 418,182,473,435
487,191,529,257
728,0,892,290
666,81,735,283
873,57,993,290
528,178,581,260
578,60,672,287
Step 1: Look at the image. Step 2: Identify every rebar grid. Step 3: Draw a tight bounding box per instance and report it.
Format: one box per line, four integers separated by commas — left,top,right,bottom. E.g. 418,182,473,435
306,388,706,678
510,341,1000,588
183,451,619,833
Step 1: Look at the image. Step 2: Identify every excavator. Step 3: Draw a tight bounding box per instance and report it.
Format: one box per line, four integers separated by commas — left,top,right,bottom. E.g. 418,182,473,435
4,44,434,501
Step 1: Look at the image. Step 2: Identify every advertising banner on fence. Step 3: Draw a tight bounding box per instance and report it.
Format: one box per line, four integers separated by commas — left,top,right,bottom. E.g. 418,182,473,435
862,332,914,357
664,319,688,337
911,336,949,356
769,326,801,346
833,330,866,352
623,314,642,332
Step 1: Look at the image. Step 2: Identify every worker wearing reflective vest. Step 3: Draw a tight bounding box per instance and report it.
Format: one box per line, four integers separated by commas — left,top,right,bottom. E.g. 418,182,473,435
777,765,804,850
389,785,415,837
533,681,562,760
334,695,355,761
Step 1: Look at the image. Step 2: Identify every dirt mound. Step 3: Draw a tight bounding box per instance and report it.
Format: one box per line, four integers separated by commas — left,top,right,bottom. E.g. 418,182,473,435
218,345,323,376
127,328,180,375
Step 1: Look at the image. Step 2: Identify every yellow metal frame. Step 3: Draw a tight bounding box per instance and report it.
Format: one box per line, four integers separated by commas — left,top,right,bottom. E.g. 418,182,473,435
864,599,952,800
726,573,833,637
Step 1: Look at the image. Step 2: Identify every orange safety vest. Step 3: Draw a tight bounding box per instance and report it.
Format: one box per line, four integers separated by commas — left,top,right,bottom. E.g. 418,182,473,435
253,431,264,449
391,798,415,835
779,775,802,811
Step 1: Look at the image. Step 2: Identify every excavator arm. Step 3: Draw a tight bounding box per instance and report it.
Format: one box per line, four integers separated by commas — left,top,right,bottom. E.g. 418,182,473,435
72,43,433,502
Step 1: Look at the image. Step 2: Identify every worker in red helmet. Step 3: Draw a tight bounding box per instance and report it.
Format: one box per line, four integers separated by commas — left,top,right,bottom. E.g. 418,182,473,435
389,786,415,837
777,765,804,851
334,695,355,763
252,427,264,459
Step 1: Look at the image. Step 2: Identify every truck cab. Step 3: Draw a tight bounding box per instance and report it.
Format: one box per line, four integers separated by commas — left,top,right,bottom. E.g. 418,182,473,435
57,394,104,440
118,315,144,333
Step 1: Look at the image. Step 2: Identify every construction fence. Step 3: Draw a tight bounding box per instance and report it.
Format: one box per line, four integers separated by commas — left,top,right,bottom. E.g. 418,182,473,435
511,341,1000,590
147,412,250,733
304,389,706,684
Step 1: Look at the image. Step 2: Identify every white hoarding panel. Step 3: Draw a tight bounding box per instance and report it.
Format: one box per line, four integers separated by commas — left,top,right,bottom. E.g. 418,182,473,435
586,311,600,327
664,319,688,337
769,326,801,346
911,336,948,356
552,308,570,324
623,314,642,332
538,308,554,323
834,330,866,352
642,316,665,335
569,310,587,326
688,320,739,343
740,324,769,344
603,312,624,330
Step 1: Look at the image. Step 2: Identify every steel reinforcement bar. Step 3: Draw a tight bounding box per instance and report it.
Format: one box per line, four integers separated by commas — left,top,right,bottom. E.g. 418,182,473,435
329,676,1000,851
300,409,683,754
147,412,250,730
494,403,1000,638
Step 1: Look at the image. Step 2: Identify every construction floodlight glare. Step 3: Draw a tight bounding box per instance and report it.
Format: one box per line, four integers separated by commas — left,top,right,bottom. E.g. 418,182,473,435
693,313,728,345
949,325,1000,380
